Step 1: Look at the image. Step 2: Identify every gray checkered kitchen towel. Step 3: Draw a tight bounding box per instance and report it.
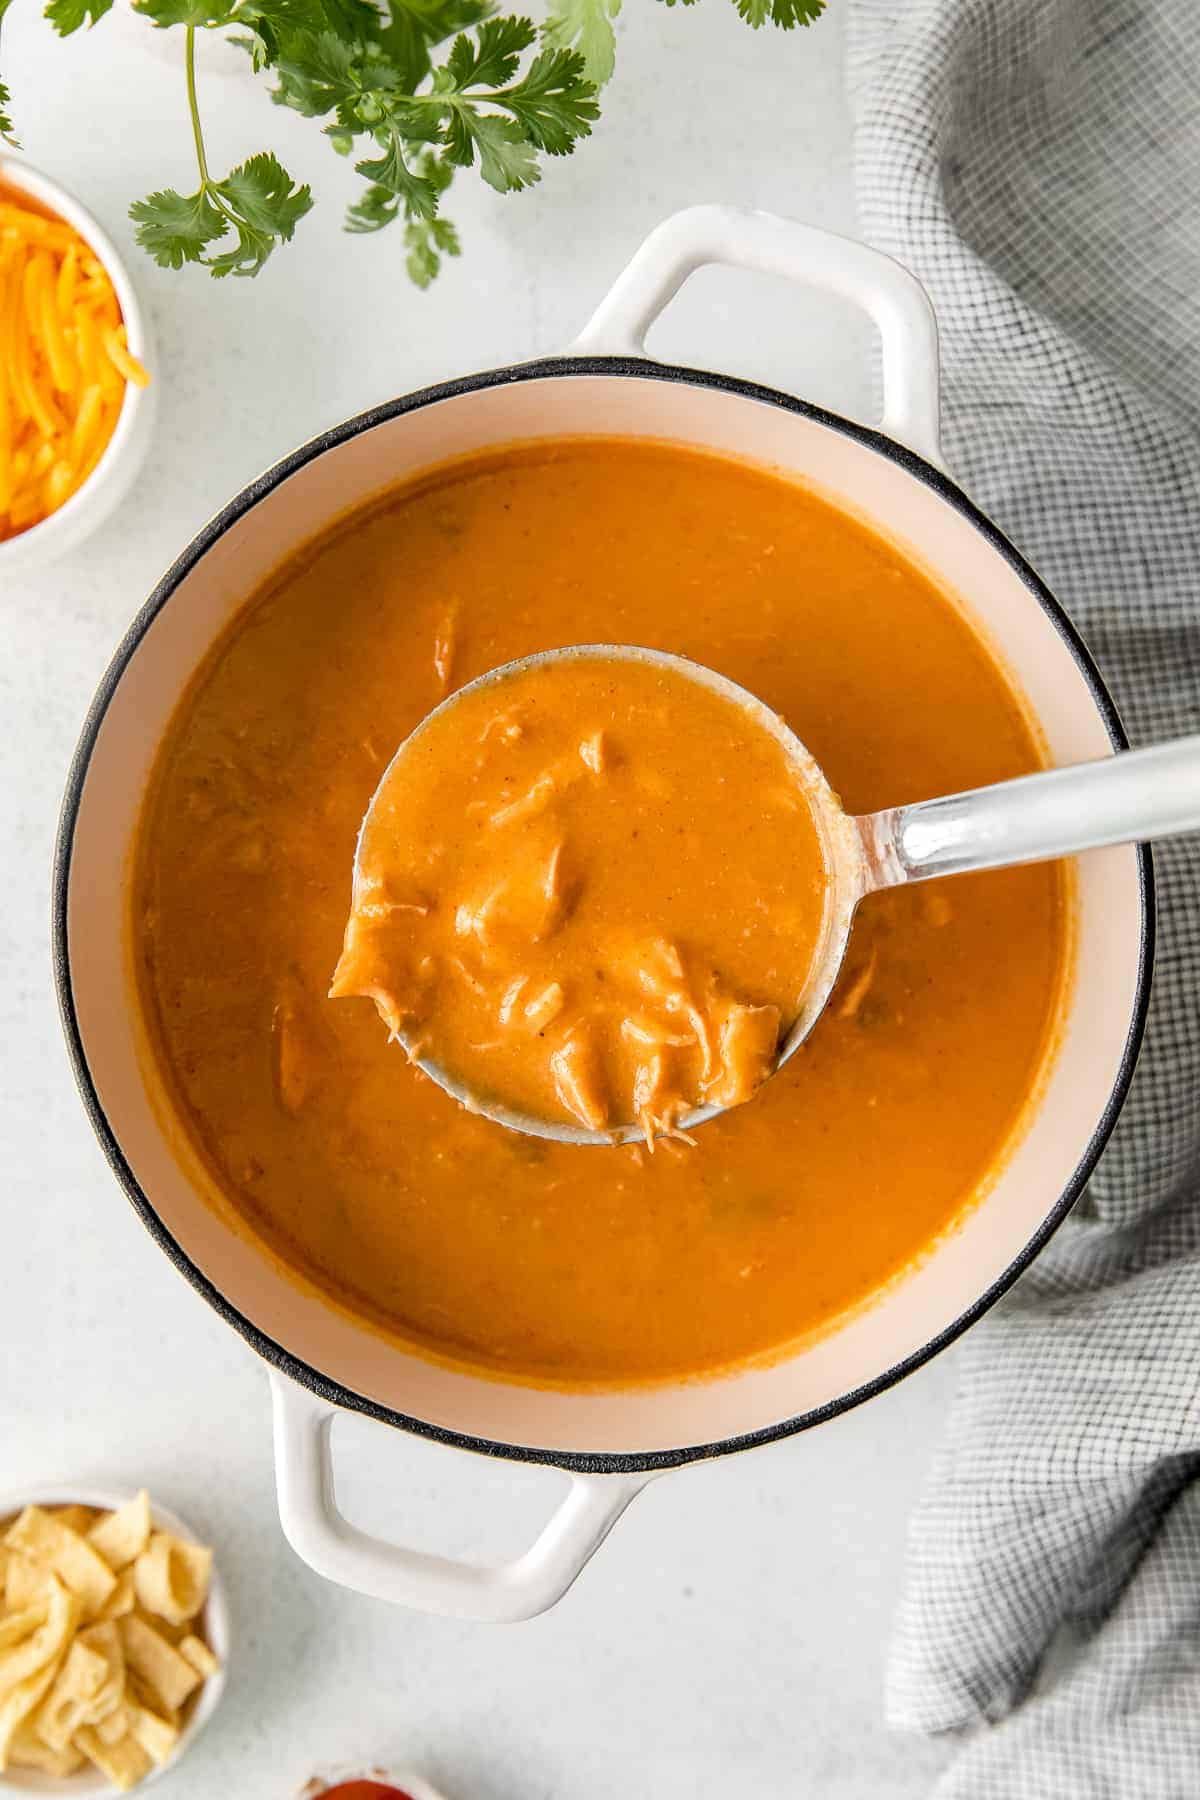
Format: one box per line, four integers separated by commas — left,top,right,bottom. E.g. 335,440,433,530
846,1,1200,1793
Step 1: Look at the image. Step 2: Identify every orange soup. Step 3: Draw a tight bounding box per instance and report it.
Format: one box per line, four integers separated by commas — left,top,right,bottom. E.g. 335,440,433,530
334,649,834,1139
132,438,1070,1387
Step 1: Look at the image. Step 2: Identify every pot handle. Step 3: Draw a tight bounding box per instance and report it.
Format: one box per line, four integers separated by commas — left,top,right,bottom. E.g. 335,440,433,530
570,203,942,464
270,1373,651,1621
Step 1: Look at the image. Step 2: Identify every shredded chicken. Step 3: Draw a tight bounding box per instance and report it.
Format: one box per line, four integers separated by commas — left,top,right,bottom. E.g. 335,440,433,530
620,1015,695,1050
485,768,561,830
497,976,528,1026
358,898,430,920
454,840,573,958
837,949,878,1022
479,711,525,747
702,1000,781,1109
448,955,488,996
432,600,460,693
579,730,608,774
540,840,572,938
273,980,323,1114
550,1028,609,1132
523,981,566,1033
632,1049,698,1147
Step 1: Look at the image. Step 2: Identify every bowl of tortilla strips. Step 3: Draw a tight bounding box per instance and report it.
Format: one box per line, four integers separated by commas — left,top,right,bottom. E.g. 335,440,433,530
0,1490,226,1792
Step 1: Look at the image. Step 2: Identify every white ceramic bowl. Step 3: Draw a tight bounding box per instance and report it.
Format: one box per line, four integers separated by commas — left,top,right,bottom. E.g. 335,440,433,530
0,1487,229,1795
0,159,156,574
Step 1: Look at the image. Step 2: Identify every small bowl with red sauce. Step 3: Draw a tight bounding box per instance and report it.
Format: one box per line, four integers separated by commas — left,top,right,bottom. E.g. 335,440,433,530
302,1773,449,1800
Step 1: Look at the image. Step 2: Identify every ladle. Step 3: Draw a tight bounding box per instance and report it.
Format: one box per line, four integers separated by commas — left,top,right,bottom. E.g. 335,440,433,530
352,645,1200,1146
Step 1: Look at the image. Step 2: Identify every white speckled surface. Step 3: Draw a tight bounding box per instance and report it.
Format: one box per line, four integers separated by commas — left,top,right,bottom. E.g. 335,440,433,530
1,4,954,1794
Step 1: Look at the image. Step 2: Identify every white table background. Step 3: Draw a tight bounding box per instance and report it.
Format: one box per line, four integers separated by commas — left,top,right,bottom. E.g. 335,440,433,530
2,5,956,1794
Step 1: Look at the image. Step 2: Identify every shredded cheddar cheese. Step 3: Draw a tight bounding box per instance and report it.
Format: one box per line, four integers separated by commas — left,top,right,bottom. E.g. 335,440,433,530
0,195,150,544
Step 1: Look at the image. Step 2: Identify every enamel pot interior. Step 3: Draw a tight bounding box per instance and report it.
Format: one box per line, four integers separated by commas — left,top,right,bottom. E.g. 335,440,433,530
57,363,1150,1468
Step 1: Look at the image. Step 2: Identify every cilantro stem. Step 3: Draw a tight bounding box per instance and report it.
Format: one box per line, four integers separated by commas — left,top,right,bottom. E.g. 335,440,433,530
185,27,210,187
183,24,238,231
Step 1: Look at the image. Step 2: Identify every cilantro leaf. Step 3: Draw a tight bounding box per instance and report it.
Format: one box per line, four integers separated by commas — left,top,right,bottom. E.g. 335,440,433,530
372,0,493,91
270,26,359,113
442,109,538,190
430,21,594,192
354,129,440,219
345,181,401,232
206,151,313,274
130,184,226,267
131,154,310,277
542,0,620,88
731,0,823,24
215,150,313,239
239,0,377,57
132,0,235,24
404,213,460,285
444,15,535,89
496,46,596,154
45,0,114,35
345,142,451,234
205,218,274,275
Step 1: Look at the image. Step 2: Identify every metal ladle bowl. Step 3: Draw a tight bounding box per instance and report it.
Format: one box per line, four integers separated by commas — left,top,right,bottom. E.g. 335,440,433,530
352,645,1200,1146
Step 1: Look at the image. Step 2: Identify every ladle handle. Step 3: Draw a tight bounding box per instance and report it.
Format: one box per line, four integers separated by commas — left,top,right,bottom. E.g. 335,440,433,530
859,735,1200,888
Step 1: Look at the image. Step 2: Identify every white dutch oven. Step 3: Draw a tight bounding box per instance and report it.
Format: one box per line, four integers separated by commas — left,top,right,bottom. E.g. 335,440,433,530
53,207,1152,1623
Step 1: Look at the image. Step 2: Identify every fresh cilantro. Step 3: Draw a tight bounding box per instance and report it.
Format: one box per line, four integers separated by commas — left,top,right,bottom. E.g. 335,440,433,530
228,0,376,73
209,150,314,271
133,152,312,277
403,213,461,285
542,0,621,87
130,185,226,266
46,0,114,34
427,26,595,192
731,0,823,23
354,128,441,219
131,30,311,276
444,108,540,190
270,27,359,113
497,46,598,153
11,0,824,285
445,14,535,87
133,0,236,26
345,182,401,231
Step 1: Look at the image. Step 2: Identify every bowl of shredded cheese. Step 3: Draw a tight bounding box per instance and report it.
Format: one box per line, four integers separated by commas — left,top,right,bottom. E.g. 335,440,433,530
0,158,154,570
